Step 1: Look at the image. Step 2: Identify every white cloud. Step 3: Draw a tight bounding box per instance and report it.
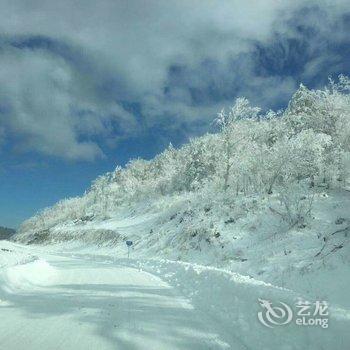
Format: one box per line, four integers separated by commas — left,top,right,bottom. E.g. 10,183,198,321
0,46,136,160
0,0,348,159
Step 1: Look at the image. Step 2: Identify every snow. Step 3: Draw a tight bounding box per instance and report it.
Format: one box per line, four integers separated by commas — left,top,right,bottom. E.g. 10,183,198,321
0,243,234,349
16,188,350,305
5,79,350,348
0,241,37,268
1,241,349,349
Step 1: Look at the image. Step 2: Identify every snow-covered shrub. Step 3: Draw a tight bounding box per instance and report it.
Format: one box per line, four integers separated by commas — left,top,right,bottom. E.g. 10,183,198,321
272,183,314,228
19,196,89,234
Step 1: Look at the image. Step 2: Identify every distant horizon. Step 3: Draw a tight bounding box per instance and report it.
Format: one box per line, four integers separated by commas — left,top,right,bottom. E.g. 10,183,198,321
0,225,16,230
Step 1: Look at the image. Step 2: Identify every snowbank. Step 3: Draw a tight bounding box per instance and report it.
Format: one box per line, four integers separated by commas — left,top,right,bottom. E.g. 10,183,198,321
0,259,59,293
0,241,37,268
130,259,350,350
55,249,350,350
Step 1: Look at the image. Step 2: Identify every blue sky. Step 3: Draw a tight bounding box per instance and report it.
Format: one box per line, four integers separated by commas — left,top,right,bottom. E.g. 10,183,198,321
0,0,349,228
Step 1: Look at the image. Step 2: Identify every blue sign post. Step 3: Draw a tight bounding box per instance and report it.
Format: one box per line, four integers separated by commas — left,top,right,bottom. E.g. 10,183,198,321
126,240,133,258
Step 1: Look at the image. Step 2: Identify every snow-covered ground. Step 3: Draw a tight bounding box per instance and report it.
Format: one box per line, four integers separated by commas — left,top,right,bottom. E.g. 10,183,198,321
0,245,232,350
0,241,38,268
0,241,349,349
15,188,350,305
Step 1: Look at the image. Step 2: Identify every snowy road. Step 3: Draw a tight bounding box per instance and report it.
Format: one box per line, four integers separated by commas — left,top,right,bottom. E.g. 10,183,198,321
0,254,232,350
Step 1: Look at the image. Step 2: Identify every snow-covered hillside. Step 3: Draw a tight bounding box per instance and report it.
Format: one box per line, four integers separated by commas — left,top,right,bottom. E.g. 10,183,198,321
14,76,350,310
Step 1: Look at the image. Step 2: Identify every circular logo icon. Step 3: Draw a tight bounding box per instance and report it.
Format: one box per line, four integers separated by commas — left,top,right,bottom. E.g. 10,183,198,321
258,298,293,328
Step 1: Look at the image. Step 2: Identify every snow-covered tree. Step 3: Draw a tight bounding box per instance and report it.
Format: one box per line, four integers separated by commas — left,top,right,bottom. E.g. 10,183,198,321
18,75,350,236
215,98,260,191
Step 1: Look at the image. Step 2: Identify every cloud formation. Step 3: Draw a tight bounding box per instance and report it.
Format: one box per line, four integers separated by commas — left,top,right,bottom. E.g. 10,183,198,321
0,0,349,160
